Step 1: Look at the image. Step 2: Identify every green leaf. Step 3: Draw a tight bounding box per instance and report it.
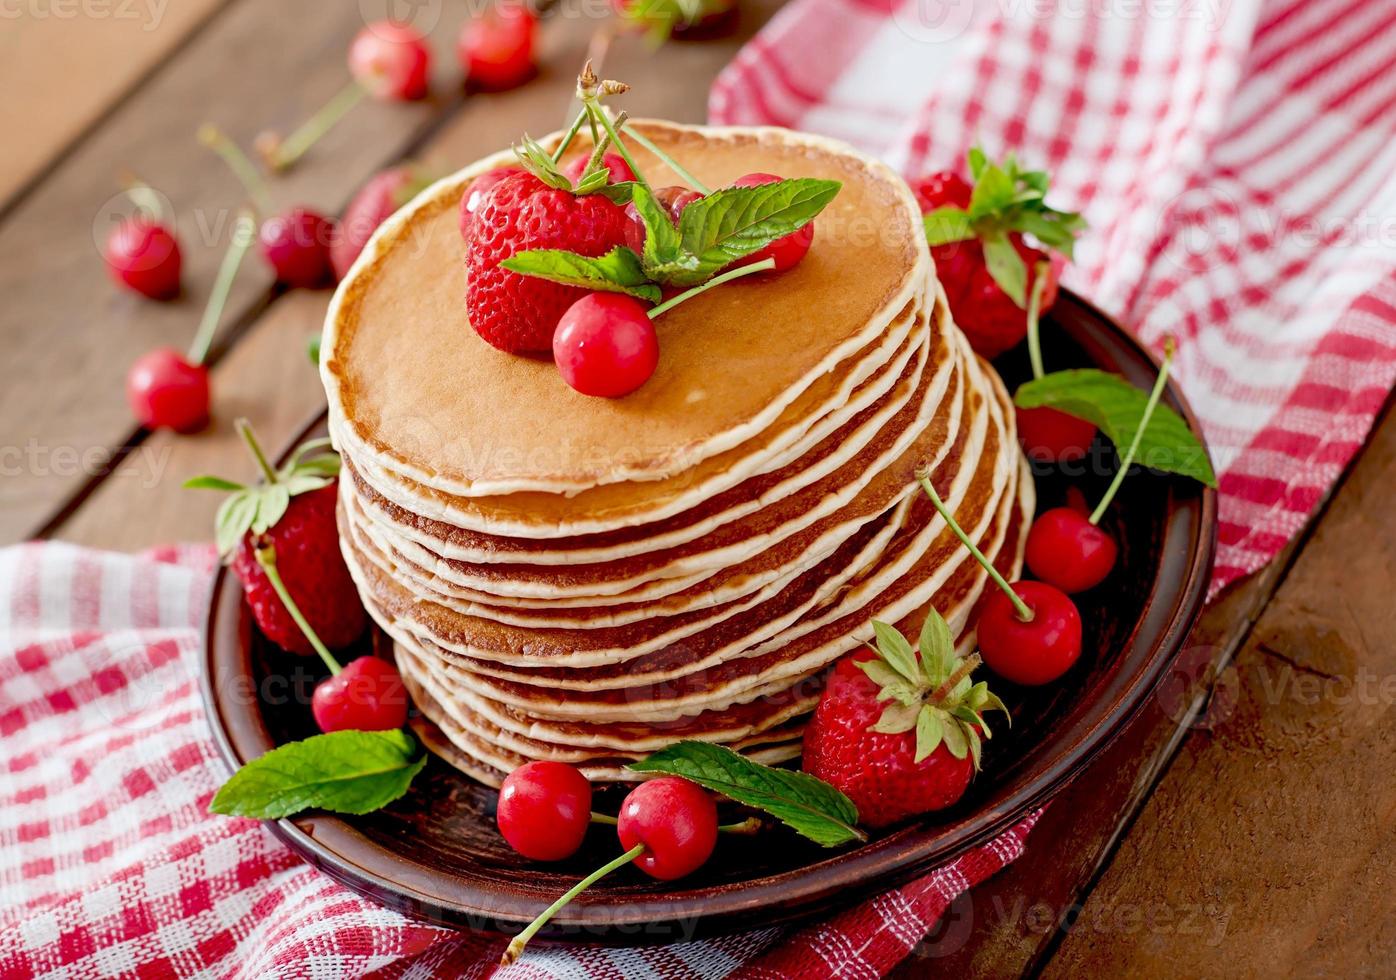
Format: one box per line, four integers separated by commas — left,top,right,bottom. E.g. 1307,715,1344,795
307,333,321,366
1009,208,1086,259
593,181,637,205
914,707,944,763
871,701,921,735
251,484,290,536
666,178,841,286
916,609,956,685
940,718,969,760
967,147,988,180
513,134,573,191
967,163,1016,220
629,183,683,268
922,207,975,247
629,741,866,847
981,230,1028,307
501,247,662,303
215,491,258,557
1014,369,1217,486
871,620,919,685
209,729,427,819
282,474,335,496
184,475,244,492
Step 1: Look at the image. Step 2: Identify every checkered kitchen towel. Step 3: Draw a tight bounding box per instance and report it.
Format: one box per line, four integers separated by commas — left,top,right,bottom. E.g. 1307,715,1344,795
711,0,1396,593
0,542,1037,978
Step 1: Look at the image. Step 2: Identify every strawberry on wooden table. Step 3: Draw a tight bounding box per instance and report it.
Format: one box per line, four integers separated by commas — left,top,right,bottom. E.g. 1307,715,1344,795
916,148,1084,360
804,611,1008,826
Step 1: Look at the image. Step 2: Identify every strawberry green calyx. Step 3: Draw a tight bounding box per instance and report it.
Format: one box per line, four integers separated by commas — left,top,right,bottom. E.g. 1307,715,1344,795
859,610,1008,768
183,418,340,558
923,148,1085,308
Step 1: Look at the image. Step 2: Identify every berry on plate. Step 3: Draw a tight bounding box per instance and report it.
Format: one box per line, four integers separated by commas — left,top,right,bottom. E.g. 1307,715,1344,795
466,171,631,352
186,420,366,655
310,654,409,734
497,761,594,861
915,149,1084,359
803,610,1007,826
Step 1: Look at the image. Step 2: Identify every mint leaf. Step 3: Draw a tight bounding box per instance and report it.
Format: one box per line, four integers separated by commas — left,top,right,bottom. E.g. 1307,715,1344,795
663,178,841,286
629,183,682,268
923,207,975,246
210,729,427,819
1015,369,1217,486
981,229,1027,306
501,247,662,302
629,741,866,847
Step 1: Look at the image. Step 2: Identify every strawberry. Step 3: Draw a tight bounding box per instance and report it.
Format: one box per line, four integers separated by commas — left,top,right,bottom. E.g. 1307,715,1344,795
803,611,1007,827
458,166,524,245
915,149,1083,360
465,170,630,353
332,164,435,281
187,420,365,655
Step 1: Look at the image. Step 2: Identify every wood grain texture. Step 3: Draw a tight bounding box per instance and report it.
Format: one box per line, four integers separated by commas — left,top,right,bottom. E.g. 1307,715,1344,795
0,0,230,209
52,2,783,549
1043,397,1396,979
0,0,476,545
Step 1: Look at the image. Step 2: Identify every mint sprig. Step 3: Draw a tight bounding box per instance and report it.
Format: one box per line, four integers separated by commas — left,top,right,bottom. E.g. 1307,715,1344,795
1014,367,1217,486
209,729,427,819
629,741,866,847
501,247,661,302
923,148,1085,307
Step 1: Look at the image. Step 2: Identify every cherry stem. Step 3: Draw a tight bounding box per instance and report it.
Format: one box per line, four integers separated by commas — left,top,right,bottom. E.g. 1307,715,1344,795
916,472,1034,623
1089,338,1175,526
587,104,650,192
648,259,775,319
265,80,367,172
929,652,981,706
552,109,590,164
620,123,711,195
120,177,170,224
589,811,617,825
501,843,646,967
252,541,342,677
1025,261,1050,381
198,125,275,216
234,417,281,486
187,211,256,366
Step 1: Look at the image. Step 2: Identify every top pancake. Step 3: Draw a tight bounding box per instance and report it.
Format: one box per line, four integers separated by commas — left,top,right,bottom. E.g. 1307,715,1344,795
322,122,929,497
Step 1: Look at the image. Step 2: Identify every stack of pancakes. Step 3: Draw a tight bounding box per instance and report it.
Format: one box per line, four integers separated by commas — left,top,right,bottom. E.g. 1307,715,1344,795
320,122,1033,786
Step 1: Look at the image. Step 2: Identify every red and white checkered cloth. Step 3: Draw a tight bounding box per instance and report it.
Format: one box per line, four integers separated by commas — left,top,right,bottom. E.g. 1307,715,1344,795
711,0,1396,593
0,542,1038,978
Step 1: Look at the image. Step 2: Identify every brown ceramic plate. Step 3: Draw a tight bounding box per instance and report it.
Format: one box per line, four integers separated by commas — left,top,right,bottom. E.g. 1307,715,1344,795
201,288,1216,945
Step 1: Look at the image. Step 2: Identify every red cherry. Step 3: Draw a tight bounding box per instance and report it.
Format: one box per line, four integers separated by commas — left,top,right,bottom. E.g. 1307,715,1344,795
1016,406,1097,463
977,581,1083,686
259,208,335,288
496,762,594,862
311,655,409,734
729,172,814,272
105,217,182,300
622,185,702,253
563,152,636,187
617,777,718,880
1025,507,1118,594
458,166,523,245
553,293,659,398
126,348,209,432
348,21,431,101
459,6,536,91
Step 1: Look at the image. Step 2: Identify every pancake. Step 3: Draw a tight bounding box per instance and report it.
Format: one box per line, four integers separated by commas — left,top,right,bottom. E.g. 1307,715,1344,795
322,121,1034,783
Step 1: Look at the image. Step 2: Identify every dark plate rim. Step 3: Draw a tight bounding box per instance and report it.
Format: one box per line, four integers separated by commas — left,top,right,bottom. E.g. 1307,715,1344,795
200,287,1217,939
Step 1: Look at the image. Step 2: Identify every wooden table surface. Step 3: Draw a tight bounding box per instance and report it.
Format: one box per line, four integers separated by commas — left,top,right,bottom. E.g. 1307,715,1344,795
3,3,1392,975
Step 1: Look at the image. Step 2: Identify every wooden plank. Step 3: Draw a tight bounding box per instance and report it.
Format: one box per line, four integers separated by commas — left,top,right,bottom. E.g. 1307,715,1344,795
0,0,230,209
1040,397,1396,978
0,0,475,545
53,4,783,549
889,557,1292,977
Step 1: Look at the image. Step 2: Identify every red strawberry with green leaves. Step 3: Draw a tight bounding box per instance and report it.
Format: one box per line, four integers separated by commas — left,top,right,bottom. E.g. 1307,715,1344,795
916,149,1084,359
186,420,365,655
802,610,1007,827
